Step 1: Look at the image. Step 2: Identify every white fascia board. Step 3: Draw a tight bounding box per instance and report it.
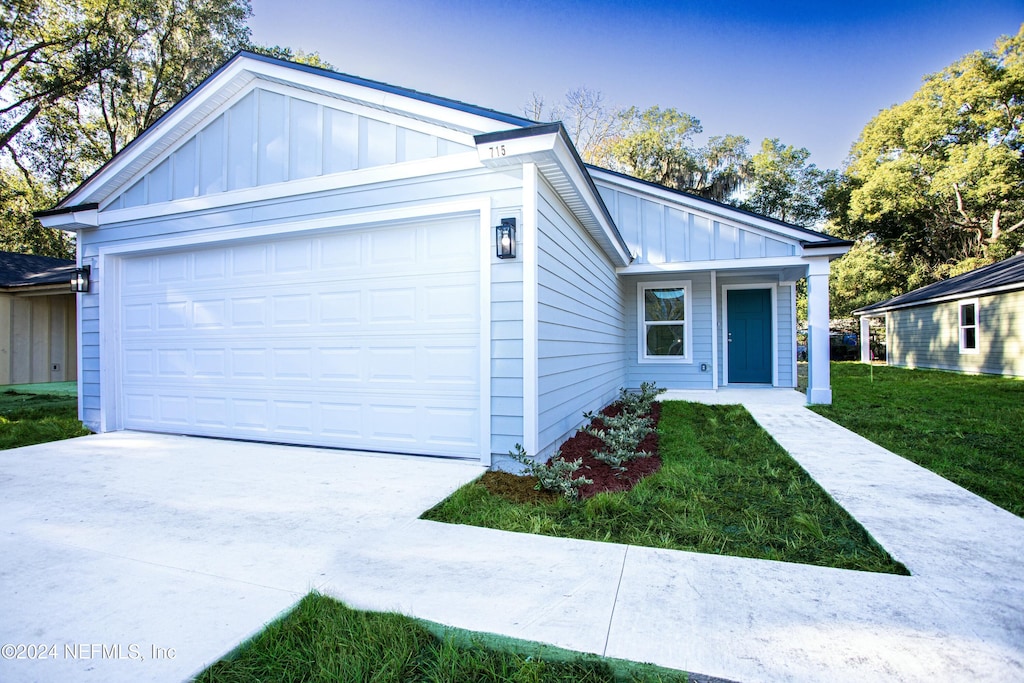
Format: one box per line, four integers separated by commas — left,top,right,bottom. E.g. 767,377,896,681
618,255,806,275
477,132,559,166
549,140,632,266
799,244,851,259
590,167,835,245
97,152,483,226
37,207,99,229
250,60,516,135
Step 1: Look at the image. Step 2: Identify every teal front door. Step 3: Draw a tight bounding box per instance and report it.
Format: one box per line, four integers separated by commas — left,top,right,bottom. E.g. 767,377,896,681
727,289,772,384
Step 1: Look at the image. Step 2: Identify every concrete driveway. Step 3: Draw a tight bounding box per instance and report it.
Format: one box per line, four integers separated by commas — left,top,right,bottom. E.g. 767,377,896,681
0,432,484,682
2,407,1023,682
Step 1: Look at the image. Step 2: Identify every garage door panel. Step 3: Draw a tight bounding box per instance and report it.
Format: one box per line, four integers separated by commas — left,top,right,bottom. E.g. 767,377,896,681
118,218,482,457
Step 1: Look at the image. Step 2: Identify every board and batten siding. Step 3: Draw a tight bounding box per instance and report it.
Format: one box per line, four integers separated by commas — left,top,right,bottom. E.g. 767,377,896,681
0,293,77,385
623,272,714,389
887,289,1024,378
535,179,625,458
78,167,525,456
595,182,796,265
106,87,475,211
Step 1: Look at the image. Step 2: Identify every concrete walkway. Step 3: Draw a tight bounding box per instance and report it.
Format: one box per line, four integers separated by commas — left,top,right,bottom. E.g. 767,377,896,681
1,392,1022,682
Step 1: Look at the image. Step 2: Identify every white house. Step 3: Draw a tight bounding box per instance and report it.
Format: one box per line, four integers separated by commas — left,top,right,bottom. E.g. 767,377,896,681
38,52,849,465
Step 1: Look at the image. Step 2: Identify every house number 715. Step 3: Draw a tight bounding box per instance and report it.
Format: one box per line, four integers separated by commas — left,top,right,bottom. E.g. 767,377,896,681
488,144,506,158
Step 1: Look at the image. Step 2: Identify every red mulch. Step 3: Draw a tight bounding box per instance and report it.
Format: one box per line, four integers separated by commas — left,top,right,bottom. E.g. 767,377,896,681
483,401,662,502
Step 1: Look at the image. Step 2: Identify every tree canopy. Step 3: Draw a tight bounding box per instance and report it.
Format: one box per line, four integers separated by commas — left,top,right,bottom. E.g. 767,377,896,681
0,0,335,258
833,24,1024,286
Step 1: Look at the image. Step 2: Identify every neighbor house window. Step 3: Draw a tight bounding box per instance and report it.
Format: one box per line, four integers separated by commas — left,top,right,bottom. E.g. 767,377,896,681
638,280,692,363
959,299,979,354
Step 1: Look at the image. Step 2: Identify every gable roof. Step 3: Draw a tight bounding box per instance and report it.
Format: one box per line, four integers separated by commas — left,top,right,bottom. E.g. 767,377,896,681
588,164,852,250
0,251,75,289
48,51,537,213
855,254,1024,315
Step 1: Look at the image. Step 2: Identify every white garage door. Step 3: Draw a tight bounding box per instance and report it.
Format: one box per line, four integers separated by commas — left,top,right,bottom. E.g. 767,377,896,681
117,218,482,458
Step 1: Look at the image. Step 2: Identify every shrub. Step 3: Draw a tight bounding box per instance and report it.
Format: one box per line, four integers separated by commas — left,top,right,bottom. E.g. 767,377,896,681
583,412,654,470
581,382,664,471
506,444,593,500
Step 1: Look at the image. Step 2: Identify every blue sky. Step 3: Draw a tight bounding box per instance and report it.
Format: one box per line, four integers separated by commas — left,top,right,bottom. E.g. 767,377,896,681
248,1,1023,171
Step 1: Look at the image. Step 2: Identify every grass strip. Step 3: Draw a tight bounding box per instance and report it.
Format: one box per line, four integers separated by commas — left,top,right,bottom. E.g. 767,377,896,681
424,401,905,574
811,362,1024,518
0,391,89,450
195,592,687,682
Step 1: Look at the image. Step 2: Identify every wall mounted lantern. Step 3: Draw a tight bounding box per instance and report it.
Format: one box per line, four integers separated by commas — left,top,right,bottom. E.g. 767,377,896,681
496,218,516,259
70,265,90,293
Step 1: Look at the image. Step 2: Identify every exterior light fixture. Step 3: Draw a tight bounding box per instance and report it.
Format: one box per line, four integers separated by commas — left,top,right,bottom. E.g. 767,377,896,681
71,265,90,293
496,218,516,259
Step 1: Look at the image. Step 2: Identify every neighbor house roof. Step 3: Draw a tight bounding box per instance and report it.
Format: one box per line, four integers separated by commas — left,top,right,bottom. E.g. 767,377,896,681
0,251,75,289
855,254,1024,315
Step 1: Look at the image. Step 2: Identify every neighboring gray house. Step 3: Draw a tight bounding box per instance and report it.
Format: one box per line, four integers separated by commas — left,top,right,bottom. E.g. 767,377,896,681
0,251,78,385
855,254,1024,378
38,52,849,465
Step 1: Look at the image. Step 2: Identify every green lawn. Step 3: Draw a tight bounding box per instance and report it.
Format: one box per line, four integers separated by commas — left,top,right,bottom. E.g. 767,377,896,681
424,401,905,574
196,592,687,682
811,362,1024,518
0,390,89,450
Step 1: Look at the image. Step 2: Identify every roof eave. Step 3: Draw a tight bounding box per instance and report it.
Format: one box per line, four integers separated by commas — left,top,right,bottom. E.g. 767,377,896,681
475,124,632,267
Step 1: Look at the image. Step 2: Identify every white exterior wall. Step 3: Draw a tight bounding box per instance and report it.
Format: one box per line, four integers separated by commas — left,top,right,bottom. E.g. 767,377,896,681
78,167,525,458
535,178,625,458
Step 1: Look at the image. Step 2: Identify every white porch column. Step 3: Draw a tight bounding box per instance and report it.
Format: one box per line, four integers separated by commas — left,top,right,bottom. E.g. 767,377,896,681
859,315,872,363
806,257,832,405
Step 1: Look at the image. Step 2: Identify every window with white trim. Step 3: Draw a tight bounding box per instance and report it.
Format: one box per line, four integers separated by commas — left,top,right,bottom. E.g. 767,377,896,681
959,299,979,354
638,280,692,363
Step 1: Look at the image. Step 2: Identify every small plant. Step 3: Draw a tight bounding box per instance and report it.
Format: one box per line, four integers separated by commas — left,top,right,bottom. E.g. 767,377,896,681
506,444,593,500
583,412,654,470
617,381,667,418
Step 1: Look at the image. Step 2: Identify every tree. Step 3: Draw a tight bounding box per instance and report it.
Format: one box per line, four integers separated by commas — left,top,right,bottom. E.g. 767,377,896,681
593,105,702,187
0,0,139,166
828,241,905,318
524,86,621,163
35,0,252,190
0,167,72,257
841,24,1024,280
741,137,829,227
683,134,750,202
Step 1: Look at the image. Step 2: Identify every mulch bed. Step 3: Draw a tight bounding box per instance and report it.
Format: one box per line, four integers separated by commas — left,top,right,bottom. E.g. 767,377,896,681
480,402,662,502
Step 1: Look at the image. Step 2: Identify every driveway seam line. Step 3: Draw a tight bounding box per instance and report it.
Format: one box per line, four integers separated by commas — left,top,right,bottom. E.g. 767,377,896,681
602,545,629,657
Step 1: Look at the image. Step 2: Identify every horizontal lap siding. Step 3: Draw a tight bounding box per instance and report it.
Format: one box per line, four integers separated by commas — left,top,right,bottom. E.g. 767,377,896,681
623,272,713,389
777,283,795,387
80,169,524,443
536,182,625,458
889,290,1024,377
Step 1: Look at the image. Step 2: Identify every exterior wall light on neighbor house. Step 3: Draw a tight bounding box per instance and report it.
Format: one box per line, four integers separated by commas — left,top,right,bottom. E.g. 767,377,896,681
71,265,90,293
496,218,516,259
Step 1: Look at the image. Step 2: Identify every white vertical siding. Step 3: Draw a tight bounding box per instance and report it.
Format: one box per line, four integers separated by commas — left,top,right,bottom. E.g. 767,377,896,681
593,181,799,266
535,179,625,458
106,87,477,211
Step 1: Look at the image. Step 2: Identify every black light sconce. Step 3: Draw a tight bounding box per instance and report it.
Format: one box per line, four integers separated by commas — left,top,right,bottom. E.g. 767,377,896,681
496,218,516,259
70,265,90,293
